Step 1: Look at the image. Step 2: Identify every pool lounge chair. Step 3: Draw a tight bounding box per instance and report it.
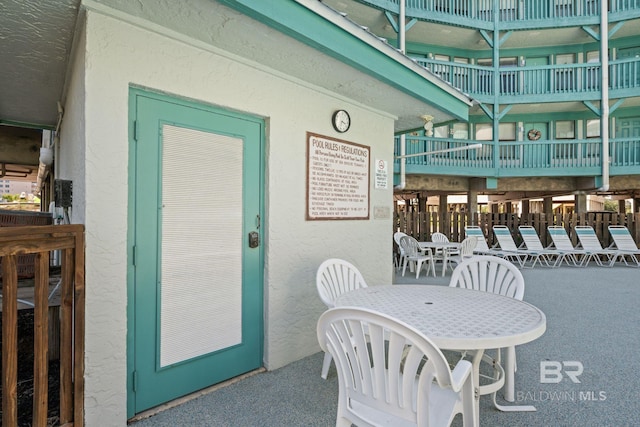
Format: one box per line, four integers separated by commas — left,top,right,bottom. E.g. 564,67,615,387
491,226,535,268
517,225,567,268
607,225,640,267
464,226,525,267
546,226,587,267
574,226,618,267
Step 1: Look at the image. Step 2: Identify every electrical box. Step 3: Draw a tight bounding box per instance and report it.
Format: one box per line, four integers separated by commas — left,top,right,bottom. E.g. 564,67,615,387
54,179,73,208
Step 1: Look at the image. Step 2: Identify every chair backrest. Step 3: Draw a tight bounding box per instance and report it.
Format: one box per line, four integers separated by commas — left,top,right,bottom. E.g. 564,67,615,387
459,236,477,257
575,225,605,250
608,225,640,251
399,235,422,257
492,225,519,251
464,226,490,252
431,232,449,243
547,226,576,251
449,255,525,300
518,225,545,251
317,306,472,427
394,231,408,246
316,259,367,308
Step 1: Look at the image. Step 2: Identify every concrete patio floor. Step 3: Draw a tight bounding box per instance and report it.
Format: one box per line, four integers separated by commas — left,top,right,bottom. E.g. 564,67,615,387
131,263,640,426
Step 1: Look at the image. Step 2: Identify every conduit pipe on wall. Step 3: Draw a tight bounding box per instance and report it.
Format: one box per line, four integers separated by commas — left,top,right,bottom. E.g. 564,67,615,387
36,130,54,194
394,0,407,190
600,0,610,191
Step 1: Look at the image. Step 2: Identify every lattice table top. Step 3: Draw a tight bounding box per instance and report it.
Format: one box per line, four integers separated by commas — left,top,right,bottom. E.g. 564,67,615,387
336,285,546,350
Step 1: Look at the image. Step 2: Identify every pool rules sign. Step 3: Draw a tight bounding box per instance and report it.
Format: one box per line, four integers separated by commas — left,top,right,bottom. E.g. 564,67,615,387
306,132,370,220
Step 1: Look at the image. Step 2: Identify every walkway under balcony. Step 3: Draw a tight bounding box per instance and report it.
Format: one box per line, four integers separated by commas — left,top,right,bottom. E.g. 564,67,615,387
130,264,640,426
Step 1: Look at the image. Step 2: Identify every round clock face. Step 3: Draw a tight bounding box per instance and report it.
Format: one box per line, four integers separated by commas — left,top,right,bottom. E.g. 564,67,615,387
332,110,350,133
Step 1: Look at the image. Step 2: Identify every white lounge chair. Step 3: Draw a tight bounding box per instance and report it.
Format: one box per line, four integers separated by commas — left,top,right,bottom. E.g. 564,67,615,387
315,258,368,379
574,225,618,267
517,225,567,268
464,226,492,254
607,225,640,267
317,306,477,427
490,226,530,268
546,226,588,267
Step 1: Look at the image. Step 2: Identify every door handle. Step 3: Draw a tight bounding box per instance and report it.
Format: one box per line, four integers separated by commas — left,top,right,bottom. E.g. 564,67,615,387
248,231,260,248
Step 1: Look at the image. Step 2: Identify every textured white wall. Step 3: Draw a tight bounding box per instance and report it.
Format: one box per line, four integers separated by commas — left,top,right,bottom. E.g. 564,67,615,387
71,8,394,425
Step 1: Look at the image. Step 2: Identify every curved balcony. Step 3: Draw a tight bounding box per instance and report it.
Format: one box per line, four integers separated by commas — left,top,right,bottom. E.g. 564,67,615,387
394,135,640,177
415,57,640,102
364,0,640,30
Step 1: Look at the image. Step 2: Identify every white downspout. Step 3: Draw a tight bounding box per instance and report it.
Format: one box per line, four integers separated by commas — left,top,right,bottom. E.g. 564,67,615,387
394,0,407,190
36,130,54,194
600,0,609,191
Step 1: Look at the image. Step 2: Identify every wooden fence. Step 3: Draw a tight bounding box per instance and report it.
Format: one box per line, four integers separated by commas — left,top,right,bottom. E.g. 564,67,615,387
395,211,640,248
1,225,85,427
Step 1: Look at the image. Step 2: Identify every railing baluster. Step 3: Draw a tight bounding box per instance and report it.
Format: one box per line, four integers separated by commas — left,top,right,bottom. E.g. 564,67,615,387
2,255,19,427
0,225,84,427
33,252,50,426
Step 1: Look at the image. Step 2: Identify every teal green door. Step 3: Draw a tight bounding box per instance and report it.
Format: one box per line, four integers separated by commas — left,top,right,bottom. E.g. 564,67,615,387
525,56,549,94
615,116,640,165
523,122,548,166
128,89,264,416
617,47,640,87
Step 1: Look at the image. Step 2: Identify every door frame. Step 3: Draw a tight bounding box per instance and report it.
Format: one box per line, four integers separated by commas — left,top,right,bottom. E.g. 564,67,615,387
126,86,265,417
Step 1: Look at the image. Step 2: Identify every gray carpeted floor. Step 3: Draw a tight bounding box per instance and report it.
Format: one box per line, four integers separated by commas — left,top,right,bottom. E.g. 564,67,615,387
132,264,640,426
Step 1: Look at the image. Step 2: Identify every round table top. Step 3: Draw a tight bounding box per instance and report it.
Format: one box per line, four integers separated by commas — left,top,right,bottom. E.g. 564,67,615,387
335,285,546,350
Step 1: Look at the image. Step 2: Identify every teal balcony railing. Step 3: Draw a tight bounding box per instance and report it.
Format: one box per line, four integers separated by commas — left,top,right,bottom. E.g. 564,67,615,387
416,57,640,101
610,57,640,91
394,135,640,177
366,0,639,27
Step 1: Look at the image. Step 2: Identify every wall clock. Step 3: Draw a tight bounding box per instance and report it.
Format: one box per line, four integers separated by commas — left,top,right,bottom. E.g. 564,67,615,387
332,110,351,133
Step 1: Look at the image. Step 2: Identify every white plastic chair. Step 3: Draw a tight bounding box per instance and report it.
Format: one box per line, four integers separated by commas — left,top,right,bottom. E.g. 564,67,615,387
399,235,436,278
446,236,477,271
607,225,640,267
449,255,524,404
430,232,456,275
316,258,368,379
317,306,476,427
394,231,409,271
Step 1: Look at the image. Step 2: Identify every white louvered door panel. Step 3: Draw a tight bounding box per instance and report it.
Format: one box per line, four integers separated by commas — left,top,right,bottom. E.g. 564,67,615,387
159,124,243,367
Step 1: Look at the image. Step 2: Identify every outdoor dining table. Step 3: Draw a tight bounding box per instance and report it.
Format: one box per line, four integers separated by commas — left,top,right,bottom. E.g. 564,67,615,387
419,241,462,275
335,284,547,425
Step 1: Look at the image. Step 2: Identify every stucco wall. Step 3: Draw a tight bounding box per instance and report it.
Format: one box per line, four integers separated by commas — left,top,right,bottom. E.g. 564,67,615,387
66,7,395,425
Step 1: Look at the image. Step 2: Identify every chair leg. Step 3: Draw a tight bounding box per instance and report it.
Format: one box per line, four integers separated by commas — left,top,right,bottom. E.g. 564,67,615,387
321,351,332,379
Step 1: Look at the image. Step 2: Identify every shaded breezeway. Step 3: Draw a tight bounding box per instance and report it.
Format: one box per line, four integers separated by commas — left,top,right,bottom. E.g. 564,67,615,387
131,265,640,426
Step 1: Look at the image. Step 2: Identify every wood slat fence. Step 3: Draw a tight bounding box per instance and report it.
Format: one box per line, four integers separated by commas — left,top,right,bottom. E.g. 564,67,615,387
1,225,85,427
395,211,640,248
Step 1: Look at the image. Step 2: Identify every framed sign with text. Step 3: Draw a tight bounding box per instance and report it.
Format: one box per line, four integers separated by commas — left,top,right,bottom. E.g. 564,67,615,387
306,132,370,220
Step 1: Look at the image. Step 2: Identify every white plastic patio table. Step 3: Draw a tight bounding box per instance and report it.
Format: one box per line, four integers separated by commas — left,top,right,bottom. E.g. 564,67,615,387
419,241,462,275
335,285,546,424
